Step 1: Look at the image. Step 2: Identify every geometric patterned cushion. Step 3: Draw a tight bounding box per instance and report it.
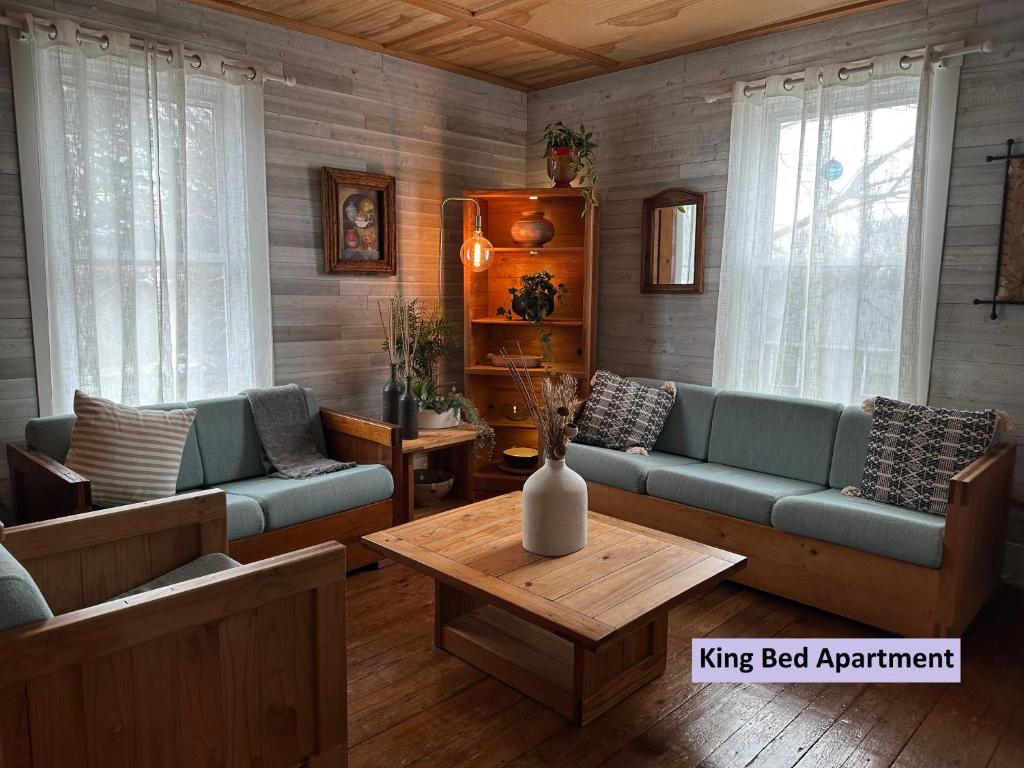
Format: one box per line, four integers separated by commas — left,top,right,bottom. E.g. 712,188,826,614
575,370,676,453
849,396,998,516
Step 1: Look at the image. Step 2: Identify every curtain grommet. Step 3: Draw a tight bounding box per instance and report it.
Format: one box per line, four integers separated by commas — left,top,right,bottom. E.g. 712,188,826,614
782,77,796,91
899,55,913,70
99,34,110,50
246,67,257,81
47,25,58,40
837,67,849,81
189,54,202,69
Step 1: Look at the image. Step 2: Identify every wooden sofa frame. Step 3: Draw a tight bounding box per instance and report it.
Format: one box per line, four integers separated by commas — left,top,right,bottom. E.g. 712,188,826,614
583,443,1017,638
7,408,404,570
0,489,348,767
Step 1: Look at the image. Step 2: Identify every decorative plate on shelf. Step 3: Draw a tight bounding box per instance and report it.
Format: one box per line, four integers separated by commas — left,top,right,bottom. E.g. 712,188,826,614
488,353,542,368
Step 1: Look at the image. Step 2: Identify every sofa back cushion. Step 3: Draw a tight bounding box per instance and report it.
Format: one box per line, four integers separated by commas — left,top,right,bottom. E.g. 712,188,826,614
0,544,54,631
708,391,842,485
829,406,872,489
189,388,326,486
631,379,719,460
25,402,205,493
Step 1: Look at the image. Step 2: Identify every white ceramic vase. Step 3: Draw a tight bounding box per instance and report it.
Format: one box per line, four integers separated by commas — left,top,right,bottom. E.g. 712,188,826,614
522,458,588,556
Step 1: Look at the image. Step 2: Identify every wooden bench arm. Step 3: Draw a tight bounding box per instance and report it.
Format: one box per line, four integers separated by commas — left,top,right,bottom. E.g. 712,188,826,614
320,408,400,449
1,489,228,561
0,541,347,687
6,442,91,522
938,441,1017,634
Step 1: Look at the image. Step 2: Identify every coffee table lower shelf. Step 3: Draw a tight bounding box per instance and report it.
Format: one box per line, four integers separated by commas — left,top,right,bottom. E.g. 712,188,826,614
435,583,667,726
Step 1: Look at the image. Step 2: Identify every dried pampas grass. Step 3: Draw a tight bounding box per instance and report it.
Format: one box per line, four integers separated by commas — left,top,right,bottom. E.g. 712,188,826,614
501,345,579,461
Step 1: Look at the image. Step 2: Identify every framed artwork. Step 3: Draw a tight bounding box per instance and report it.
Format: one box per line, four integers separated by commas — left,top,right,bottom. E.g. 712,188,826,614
321,168,396,276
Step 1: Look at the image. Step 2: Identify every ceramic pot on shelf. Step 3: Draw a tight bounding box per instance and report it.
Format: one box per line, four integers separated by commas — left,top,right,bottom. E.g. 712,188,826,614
418,407,460,430
521,457,588,556
510,210,555,248
511,292,554,321
546,146,576,188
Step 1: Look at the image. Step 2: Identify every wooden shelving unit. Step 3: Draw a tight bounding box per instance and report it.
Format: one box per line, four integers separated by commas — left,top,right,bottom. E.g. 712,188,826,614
463,187,599,493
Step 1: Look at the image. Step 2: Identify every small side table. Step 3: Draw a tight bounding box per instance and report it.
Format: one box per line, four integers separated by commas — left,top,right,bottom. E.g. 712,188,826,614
395,425,478,524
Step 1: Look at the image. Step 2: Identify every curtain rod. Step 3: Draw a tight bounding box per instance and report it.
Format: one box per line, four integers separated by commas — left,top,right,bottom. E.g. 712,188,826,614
0,12,295,86
701,40,994,104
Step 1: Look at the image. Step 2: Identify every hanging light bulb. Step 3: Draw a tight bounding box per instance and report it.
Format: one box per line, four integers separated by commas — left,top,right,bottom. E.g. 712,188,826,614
460,227,494,273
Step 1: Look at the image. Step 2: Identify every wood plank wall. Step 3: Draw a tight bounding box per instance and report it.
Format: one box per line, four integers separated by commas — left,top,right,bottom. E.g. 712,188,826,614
525,0,1024,583
0,0,527,516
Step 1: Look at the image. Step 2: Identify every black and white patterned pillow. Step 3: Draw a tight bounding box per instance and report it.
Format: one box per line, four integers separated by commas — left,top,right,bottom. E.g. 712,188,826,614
575,371,676,454
846,396,998,516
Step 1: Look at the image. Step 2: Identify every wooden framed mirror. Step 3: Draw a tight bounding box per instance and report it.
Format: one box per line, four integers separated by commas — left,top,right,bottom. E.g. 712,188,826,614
641,188,706,294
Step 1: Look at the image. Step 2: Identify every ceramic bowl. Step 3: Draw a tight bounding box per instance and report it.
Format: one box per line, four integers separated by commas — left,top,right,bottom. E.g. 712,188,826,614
413,468,455,507
502,446,539,470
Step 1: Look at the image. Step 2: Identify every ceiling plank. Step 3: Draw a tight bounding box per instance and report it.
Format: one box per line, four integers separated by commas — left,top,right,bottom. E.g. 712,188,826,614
387,19,467,51
391,0,619,69
185,0,530,90
527,0,907,90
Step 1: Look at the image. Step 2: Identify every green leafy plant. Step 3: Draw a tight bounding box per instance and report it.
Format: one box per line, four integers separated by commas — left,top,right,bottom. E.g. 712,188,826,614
383,298,493,456
412,378,495,459
496,271,570,361
542,121,598,211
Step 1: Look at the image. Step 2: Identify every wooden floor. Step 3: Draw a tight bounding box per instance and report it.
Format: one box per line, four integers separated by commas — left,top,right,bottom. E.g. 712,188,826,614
346,562,1024,768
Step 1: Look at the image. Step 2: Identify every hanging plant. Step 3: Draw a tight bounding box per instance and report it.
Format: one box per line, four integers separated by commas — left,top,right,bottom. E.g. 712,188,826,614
542,121,598,212
496,271,570,361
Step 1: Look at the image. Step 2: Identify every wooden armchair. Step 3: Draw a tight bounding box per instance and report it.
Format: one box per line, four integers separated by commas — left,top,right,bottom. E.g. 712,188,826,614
0,489,348,767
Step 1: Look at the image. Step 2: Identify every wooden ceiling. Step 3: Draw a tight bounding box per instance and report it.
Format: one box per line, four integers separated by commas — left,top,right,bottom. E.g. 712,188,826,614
190,0,903,90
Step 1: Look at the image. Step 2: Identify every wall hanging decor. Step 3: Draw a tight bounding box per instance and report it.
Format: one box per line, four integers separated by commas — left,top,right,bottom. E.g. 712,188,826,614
974,139,1024,318
321,168,396,275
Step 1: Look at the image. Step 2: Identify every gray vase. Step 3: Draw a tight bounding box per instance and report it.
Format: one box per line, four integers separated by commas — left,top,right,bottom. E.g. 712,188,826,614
399,375,419,440
383,364,402,425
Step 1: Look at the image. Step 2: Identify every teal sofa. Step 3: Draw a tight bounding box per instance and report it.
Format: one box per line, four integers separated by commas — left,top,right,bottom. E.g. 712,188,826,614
568,379,1016,637
8,390,399,569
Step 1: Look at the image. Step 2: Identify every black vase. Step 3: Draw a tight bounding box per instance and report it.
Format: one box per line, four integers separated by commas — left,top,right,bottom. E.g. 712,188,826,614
511,293,555,321
399,375,419,440
382,364,402,425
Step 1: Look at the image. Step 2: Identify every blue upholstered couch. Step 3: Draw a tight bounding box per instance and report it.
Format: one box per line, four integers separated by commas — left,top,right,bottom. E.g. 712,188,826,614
568,379,1016,637
10,389,398,568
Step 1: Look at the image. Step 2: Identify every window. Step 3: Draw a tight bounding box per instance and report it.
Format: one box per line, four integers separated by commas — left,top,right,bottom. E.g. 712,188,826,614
713,52,959,405
11,20,272,415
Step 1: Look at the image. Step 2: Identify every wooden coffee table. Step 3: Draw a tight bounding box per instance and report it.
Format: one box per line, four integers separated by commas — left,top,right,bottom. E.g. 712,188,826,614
362,492,745,725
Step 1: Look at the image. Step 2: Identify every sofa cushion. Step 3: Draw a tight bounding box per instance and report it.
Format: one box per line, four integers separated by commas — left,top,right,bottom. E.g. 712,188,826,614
646,463,824,525
0,545,54,630
190,396,266,486
708,391,842,485
221,464,394,531
771,489,945,568
565,443,699,494
829,406,872,490
25,402,205,493
225,493,266,541
65,391,197,508
576,371,676,453
116,553,240,598
632,378,719,460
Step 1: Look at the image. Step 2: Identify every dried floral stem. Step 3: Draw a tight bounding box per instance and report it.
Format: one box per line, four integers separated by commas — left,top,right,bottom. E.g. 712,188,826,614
378,299,398,366
501,344,578,461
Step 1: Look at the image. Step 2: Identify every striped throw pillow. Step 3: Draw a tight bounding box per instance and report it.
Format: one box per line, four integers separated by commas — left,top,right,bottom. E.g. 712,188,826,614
64,391,197,508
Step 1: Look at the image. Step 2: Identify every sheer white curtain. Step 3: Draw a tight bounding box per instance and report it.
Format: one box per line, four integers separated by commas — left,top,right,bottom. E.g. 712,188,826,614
713,53,933,405
11,18,272,415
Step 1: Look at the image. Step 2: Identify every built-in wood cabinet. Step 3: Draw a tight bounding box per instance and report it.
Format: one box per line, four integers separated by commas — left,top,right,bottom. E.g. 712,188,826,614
462,188,599,492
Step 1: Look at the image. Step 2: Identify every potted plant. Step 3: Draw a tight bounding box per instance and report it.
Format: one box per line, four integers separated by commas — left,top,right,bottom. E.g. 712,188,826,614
542,121,598,210
387,299,495,455
496,271,570,361
412,378,496,458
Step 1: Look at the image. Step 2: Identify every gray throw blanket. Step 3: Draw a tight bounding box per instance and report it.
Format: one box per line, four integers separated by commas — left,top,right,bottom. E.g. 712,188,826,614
243,384,354,479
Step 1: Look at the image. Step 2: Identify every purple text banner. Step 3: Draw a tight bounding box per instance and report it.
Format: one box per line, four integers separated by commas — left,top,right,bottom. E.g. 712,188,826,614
692,638,960,683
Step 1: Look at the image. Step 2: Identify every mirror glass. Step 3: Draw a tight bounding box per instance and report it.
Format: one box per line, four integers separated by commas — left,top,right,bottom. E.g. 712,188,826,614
642,189,705,294
651,204,697,285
